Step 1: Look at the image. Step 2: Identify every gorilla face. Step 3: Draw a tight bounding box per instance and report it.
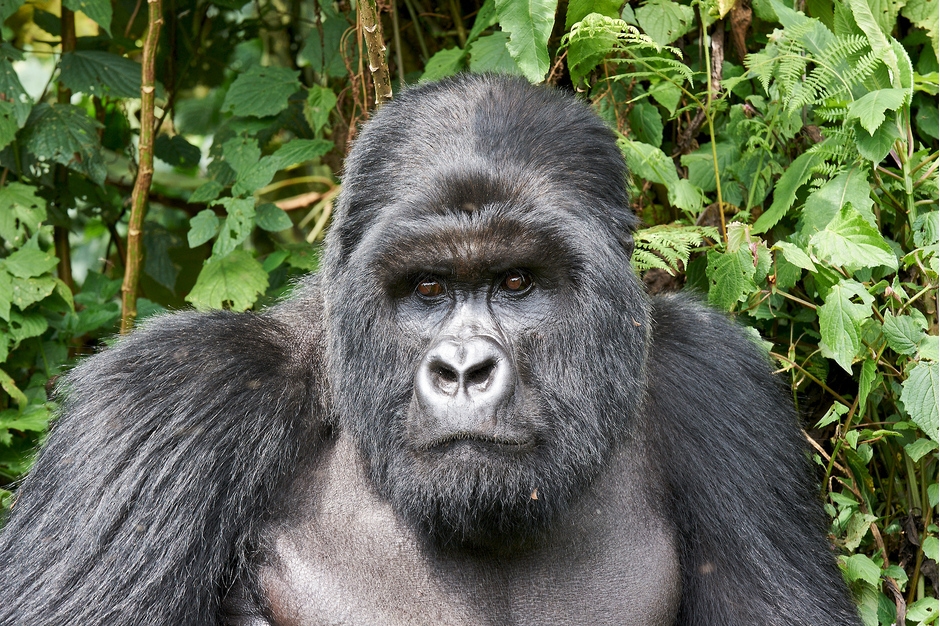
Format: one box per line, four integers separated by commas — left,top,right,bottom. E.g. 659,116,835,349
322,75,652,546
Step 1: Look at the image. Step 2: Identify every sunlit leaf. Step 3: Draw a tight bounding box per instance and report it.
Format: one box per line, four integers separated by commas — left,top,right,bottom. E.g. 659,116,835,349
186,250,268,311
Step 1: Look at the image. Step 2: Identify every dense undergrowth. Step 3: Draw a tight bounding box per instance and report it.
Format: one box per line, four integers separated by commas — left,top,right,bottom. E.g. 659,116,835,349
0,0,936,622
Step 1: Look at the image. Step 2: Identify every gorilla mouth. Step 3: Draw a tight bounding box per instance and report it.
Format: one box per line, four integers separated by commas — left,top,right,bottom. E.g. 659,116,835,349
424,432,534,452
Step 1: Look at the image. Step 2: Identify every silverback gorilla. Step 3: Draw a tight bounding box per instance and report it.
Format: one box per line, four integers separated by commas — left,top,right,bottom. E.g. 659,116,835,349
0,74,859,625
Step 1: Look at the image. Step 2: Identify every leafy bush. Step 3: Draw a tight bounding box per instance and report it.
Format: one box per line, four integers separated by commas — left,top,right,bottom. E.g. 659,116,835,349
0,0,936,622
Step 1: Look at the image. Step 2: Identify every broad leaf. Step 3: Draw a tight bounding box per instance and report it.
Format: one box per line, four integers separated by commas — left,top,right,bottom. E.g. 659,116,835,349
774,241,816,271
901,0,939,57
221,136,261,176
810,204,898,271
212,197,256,258
63,0,111,35
154,134,201,168
567,14,622,83
469,32,523,75
706,248,757,311
22,104,105,185
189,180,224,204
10,275,56,309
186,250,269,311
846,88,908,135
0,59,32,127
272,139,333,169
188,210,220,248
636,0,694,46
420,48,467,82
222,65,301,118
304,86,337,135
882,313,928,356
59,51,141,98
0,100,16,150
2,247,57,278
818,279,874,373
0,183,46,248
566,0,622,28
801,168,875,234
256,203,293,232
494,0,556,82
901,361,939,441
854,117,903,163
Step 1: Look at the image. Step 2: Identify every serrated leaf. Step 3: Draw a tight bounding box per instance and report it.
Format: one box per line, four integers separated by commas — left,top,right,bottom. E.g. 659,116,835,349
901,361,939,441
187,210,220,248
154,134,201,168
905,438,938,462
185,249,268,311
22,103,105,185
494,0,556,82
619,138,680,186
706,248,757,310
9,309,48,342
801,168,875,234
212,197,256,257
883,313,928,355
627,101,664,148
840,553,882,587
2,246,58,278
670,179,705,213
810,204,898,271
469,32,523,74
913,211,939,247
567,14,622,83
0,182,46,247
189,180,224,204
256,203,292,232
901,0,939,58
566,0,621,28
818,279,874,373
10,275,56,308
0,369,26,407
272,139,333,169
63,0,112,34
648,80,681,115
420,47,467,82
0,59,32,127
222,136,261,175
222,65,301,118
59,51,141,98
304,86,337,135
0,100,17,150
846,88,908,135
635,0,694,46
754,150,823,233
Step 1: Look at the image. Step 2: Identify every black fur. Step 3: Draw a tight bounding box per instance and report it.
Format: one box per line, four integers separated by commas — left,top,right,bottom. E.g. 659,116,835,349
0,74,859,625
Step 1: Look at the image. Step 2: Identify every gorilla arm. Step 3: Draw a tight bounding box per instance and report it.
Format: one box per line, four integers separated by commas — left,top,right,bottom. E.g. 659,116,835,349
0,289,325,626
645,294,859,626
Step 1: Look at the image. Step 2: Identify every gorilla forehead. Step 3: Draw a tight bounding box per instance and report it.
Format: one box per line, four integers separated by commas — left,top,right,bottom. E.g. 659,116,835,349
328,75,634,270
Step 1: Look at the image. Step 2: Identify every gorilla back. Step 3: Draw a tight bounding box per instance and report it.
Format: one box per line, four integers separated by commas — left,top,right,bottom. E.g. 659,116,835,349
0,74,859,625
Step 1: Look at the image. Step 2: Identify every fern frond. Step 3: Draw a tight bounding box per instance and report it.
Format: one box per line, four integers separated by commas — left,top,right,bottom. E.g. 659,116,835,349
633,224,718,275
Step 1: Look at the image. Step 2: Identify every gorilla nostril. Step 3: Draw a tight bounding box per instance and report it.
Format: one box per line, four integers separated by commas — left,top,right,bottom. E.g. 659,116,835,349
465,359,497,388
432,363,459,385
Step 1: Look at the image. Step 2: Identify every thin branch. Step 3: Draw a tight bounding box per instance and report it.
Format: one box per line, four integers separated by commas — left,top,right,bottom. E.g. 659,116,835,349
358,0,392,105
121,0,163,334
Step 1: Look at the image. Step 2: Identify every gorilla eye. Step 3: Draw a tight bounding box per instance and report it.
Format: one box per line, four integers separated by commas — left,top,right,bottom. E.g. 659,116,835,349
501,270,532,294
416,278,445,298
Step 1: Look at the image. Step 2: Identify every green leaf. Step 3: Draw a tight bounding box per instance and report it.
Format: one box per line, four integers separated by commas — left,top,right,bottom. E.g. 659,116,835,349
818,279,874,373
670,179,705,213
706,248,757,311
0,0,24,22
59,51,141,98
469,32,523,74
913,211,939,248
635,0,695,46
494,0,557,82
222,135,261,176
272,139,333,169
154,134,201,168
189,180,224,204
0,59,32,127
907,597,940,623
840,553,883,587
0,183,46,247
187,210,220,248
858,357,877,415
185,249,269,312
212,197,256,258
619,138,680,186
854,117,903,163
882,313,928,356
816,401,849,428
627,100,664,148
0,369,26,407
256,203,293,232
420,47,467,82
304,86,337,135
0,100,17,150
63,0,112,35
233,156,278,197
905,438,938,462
2,246,57,278
648,80,681,115
753,151,823,233
468,0,498,43
566,14,622,84
846,88,908,135
901,361,939,441
846,0,900,87
901,0,939,58
222,65,301,118
10,275,57,309
681,142,738,192
9,309,48,342
0,270,11,320
809,204,898,272
566,0,622,28
774,241,816,271
801,168,874,235
22,103,105,185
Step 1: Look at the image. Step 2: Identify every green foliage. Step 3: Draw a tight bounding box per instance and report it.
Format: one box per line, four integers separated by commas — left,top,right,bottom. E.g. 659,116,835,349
0,0,936,619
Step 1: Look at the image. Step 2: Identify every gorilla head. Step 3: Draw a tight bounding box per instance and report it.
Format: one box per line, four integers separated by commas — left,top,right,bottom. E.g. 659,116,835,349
321,75,651,545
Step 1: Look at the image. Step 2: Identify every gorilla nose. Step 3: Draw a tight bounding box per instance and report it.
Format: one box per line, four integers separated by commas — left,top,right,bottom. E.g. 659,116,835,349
415,336,514,425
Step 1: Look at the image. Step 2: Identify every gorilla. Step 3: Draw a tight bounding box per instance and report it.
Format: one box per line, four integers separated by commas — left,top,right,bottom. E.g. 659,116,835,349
0,74,859,625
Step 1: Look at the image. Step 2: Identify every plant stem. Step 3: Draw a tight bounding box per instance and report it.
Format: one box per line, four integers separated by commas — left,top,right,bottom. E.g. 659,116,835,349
359,0,392,105
121,0,163,334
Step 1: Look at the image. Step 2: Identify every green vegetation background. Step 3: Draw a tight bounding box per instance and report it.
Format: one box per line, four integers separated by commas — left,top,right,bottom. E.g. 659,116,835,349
0,0,936,622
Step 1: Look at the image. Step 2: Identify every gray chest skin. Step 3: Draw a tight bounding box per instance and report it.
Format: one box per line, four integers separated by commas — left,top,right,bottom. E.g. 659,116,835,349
256,434,681,626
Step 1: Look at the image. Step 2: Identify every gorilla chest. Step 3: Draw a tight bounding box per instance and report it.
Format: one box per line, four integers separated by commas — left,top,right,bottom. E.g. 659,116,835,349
256,437,680,625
